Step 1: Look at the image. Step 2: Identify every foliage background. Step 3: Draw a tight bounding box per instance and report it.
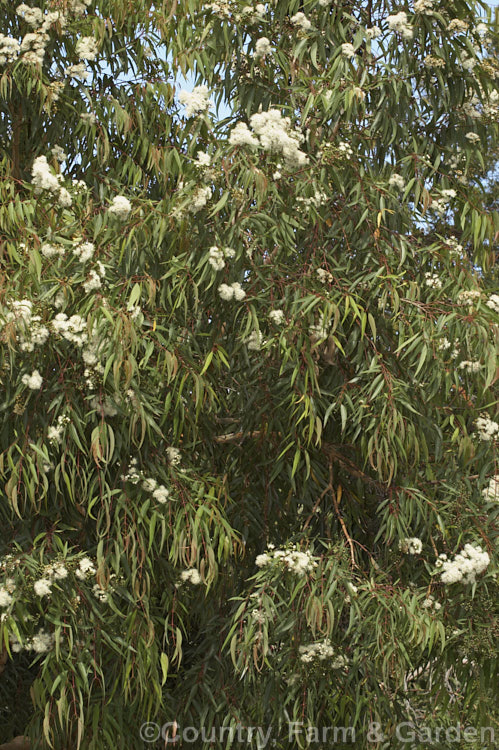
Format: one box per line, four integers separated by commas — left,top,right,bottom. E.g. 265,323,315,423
0,0,498,747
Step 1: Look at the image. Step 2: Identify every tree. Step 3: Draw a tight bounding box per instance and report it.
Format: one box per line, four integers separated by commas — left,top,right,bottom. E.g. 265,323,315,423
0,0,498,747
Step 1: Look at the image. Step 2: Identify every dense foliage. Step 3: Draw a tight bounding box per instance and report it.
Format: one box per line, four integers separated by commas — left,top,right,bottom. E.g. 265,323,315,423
0,0,498,747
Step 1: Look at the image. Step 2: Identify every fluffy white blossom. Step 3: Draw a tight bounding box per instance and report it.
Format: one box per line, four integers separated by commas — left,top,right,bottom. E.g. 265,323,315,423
195,151,211,167
269,309,285,325
51,145,67,163
180,568,202,585
456,289,481,306
0,35,21,65
218,282,246,301
31,155,61,194
338,141,353,158
482,476,499,503
75,557,96,579
34,578,52,596
178,85,212,117
458,360,481,373
341,43,356,58
167,447,181,465
29,629,55,653
76,36,98,60
47,414,70,445
52,313,88,346
153,485,170,504
208,246,226,271
387,11,413,39
316,268,333,284
414,0,435,14
290,12,312,31
486,294,499,313
255,545,317,576
388,173,405,191
0,588,13,607
424,272,442,290
16,4,44,26
475,415,499,442
229,122,259,148
246,330,263,351
64,63,89,80
440,544,490,584
465,132,480,143
190,185,212,212
108,196,131,219
73,240,95,262
299,639,335,663
365,25,382,39
22,370,43,390
254,37,272,57
399,537,423,554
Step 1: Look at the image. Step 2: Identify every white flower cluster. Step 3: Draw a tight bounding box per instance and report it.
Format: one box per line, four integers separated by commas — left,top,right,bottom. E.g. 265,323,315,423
299,639,334,663
341,43,356,58
122,457,140,483
414,0,435,15
16,4,44,27
0,35,20,65
73,240,95,262
424,272,442,290
229,109,308,169
475,415,499,442
0,584,13,607
178,85,212,117
465,132,480,143
208,245,236,271
269,309,285,325
179,568,202,585
430,189,456,216
31,156,72,207
142,477,170,504
195,151,211,167
76,36,98,60
167,446,182,466
218,282,246,301
255,545,318,577
41,242,65,259
83,261,106,293
250,608,266,624
388,173,405,191
33,561,68,597
421,594,441,611
189,185,212,213
290,12,312,31
26,629,55,654
47,414,71,445
296,189,328,208
456,289,481,306
439,544,490,584
65,63,89,80
52,313,88,347
458,360,481,373
22,369,43,390
316,268,333,284
254,37,272,57
365,26,382,39
387,11,413,39
482,476,499,503
399,537,423,554
246,330,263,351
447,19,469,34
486,294,499,313
338,141,353,158
75,556,97,580
108,196,131,219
